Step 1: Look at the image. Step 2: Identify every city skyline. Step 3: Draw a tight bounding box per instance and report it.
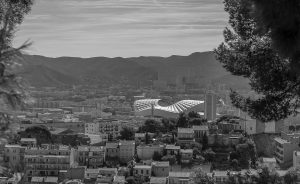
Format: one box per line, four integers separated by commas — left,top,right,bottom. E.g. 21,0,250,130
13,0,228,58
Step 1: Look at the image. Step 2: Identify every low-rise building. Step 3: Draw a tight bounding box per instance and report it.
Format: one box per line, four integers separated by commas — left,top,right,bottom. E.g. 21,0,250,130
119,141,135,164
3,145,25,170
133,165,152,178
169,172,193,184
20,138,37,147
150,177,167,184
180,149,193,164
151,161,169,177
193,125,209,141
213,171,229,184
260,157,277,171
113,175,126,184
177,128,194,145
135,133,146,142
77,146,105,168
137,144,164,160
293,151,300,168
105,142,119,159
274,137,299,166
97,168,118,184
165,145,180,156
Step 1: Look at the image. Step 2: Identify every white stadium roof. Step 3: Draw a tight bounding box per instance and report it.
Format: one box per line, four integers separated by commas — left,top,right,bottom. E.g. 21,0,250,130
134,99,204,118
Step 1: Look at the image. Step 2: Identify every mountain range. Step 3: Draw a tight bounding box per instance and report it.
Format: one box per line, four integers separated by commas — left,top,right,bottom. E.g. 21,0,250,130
17,51,250,90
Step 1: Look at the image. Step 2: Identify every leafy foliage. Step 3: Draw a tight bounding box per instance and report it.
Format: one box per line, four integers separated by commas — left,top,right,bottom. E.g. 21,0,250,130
0,0,33,111
215,0,300,121
119,126,135,140
251,0,300,66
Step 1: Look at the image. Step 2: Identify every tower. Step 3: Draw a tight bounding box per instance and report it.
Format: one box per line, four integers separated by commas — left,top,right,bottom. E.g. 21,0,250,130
204,90,217,121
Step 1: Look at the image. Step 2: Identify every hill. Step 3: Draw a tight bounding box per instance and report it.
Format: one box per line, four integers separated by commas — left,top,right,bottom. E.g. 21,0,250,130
16,51,250,90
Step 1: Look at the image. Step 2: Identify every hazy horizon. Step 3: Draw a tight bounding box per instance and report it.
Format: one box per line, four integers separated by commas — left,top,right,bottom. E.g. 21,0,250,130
14,0,228,58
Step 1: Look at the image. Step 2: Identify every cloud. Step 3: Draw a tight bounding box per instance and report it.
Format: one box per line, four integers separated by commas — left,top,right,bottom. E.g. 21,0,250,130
14,0,228,57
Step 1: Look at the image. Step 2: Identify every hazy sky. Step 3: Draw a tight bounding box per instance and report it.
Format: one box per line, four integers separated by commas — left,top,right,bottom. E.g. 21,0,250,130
13,0,228,58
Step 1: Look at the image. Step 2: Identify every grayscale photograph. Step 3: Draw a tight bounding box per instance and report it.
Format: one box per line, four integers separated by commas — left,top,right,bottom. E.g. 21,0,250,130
0,0,299,184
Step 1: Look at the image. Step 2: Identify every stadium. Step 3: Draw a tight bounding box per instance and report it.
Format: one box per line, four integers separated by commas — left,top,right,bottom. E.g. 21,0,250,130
134,99,204,118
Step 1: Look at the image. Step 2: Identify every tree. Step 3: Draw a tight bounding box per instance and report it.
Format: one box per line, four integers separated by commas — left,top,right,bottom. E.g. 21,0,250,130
21,126,53,145
188,111,201,118
119,126,134,140
177,112,189,128
251,0,300,71
152,151,162,161
194,167,214,184
215,0,300,122
202,132,209,151
0,0,33,111
142,119,161,133
284,169,298,184
203,148,216,162
145,132,149,144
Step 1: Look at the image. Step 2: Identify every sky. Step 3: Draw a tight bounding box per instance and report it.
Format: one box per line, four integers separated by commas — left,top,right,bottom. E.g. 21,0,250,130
13,0,228,58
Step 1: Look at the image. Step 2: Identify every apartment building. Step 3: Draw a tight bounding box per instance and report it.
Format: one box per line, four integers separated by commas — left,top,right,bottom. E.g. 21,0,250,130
24,145,75,183
3,145,25,170
274,132,300,166
119,141,135,164
137,144,164,160
151,161,169,177
169,172,193,184
133,165,152,177
293,151,300,168
177,128,194,145
85,119,121,141
77,146,105,168
192,125,209,141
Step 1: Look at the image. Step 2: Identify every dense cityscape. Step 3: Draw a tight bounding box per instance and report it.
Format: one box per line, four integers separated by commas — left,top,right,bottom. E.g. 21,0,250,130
1,0,300,184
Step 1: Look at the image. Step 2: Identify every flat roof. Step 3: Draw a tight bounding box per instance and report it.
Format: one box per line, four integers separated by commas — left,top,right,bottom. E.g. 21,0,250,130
180,149,193,154
134,165,152,169
214,171,228,177
262,157,276,163
192,125,209,131
178,128,194,134
169,172,191,178
20,138,37,142
152,161,169,167
165,145,180,150
44,177,58,183
274,137,290,144
150,177,167,184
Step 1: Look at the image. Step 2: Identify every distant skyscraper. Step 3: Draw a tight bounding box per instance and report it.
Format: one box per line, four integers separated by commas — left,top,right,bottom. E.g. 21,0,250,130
204,91,217,121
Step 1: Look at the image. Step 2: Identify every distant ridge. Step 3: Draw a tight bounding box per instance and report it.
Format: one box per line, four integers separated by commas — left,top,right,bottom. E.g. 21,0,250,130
17,51,250,90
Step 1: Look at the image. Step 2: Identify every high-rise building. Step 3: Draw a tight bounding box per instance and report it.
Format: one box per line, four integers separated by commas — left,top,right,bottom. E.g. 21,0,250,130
204,91,217,121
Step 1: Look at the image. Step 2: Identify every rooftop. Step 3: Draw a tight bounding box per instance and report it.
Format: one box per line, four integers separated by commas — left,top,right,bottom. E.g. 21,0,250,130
180,149,193,154
169,172,191,178
274,137,290,144
150,177,167,184
214,171,228,177
113,176,125,182
20,138,37,142
192,125,209,131
134,165,152,169
262,157,277,163
44,177,58,183
178,128,194,134
165,145,180,150
5,144,22,148
105,142,119,149
152,161,169,167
